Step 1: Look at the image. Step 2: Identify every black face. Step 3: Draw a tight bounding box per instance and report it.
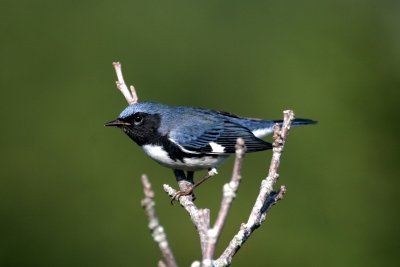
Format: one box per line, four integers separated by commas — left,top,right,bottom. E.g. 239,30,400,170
107,112,162,146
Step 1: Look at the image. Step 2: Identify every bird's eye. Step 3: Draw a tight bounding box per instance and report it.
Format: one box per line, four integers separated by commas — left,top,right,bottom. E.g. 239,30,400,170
133,114,143,125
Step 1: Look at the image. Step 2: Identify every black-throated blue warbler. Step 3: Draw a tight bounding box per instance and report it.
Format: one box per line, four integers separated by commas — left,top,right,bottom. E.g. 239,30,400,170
106,102,316,197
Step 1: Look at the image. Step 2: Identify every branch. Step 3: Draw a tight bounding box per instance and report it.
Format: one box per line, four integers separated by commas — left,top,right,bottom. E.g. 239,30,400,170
141,175,177,267
113,62,139,104
214,110,295,267
203,138,246,263
163,184,211,257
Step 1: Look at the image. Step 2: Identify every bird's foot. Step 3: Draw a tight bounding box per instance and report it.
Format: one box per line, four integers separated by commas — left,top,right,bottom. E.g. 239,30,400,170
170,168,218,204
170,187,196,204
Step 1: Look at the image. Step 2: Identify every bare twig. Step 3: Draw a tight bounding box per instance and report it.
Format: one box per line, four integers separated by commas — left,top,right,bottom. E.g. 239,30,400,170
203,138,247,263
141,175,177,267
163,184,210,256
249,110,294,225
214,110,295,267
113,62,138,104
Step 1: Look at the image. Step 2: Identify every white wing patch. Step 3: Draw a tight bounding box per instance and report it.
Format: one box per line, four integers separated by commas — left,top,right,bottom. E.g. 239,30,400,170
209,142,225,153
252,127,274,138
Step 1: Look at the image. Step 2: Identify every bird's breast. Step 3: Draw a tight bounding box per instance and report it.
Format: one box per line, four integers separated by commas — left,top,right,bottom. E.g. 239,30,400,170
142,144,228,171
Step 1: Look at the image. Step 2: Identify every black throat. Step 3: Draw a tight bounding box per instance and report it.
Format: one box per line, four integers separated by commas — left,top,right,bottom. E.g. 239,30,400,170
121,113,162,146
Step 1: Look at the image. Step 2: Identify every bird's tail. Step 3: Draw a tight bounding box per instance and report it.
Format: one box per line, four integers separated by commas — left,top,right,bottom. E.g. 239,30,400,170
249,118,317,138
274,118,318,127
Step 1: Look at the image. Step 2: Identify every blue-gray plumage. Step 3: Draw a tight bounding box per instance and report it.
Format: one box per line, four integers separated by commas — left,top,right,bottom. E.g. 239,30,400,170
106,102,316,197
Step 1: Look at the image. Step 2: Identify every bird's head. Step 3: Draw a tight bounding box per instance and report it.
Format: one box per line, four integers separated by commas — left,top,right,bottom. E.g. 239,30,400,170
105,102,166,145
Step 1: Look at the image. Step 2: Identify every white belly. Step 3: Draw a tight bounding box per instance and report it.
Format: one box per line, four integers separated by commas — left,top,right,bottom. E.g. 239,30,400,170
142,144,228,171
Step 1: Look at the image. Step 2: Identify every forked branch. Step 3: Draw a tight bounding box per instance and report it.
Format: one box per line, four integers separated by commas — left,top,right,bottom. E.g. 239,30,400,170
113,62,139,104
215,111,294,266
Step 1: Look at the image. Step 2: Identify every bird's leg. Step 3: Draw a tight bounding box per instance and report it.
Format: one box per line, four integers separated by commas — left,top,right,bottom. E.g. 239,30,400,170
186,171,194,184
173,169,188,182
172,168,218,201
174,170,194,190
185,171,196,201
172,170,195,203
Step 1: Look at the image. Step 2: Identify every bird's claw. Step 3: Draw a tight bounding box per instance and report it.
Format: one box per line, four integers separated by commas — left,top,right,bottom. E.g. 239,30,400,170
170,188,195,204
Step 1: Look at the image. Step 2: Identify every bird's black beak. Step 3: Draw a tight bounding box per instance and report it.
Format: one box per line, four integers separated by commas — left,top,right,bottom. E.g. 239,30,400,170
105,119,131,127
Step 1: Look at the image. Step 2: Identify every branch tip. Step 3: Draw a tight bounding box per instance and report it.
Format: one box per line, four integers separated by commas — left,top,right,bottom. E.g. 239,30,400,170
141,176,177,267
112,61,139,105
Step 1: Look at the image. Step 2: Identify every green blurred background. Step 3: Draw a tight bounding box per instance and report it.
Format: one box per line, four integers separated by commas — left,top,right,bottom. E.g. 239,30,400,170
1,0,399,266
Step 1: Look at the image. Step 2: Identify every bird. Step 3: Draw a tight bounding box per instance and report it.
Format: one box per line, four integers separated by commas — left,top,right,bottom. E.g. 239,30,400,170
105,102,316,199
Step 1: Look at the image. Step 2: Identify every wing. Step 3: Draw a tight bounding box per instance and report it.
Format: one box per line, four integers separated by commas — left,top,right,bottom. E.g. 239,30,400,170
169,121,272,155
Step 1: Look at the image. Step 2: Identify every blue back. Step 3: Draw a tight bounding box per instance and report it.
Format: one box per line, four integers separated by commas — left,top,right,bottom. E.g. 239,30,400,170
119,102,315,139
